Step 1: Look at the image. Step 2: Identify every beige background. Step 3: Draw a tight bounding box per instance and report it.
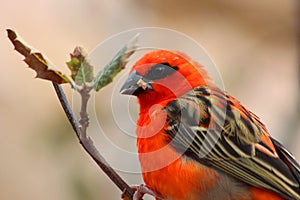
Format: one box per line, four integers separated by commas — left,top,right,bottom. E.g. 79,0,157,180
0,0,299,199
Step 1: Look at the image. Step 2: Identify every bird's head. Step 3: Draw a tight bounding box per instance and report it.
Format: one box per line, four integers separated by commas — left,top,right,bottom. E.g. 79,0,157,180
120,50,213,109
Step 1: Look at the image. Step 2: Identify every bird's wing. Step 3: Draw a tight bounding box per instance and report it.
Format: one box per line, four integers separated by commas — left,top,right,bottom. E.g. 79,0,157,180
164,86,300,200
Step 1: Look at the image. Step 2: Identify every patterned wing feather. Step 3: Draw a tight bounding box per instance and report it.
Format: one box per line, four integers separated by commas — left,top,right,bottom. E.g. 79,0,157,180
164,86,300,200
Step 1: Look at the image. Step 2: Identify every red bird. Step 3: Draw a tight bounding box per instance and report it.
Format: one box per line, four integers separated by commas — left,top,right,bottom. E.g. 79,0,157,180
120,50,300,200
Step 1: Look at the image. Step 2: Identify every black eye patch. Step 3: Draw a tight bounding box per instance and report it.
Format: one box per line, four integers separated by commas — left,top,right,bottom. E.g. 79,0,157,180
144,62,178,80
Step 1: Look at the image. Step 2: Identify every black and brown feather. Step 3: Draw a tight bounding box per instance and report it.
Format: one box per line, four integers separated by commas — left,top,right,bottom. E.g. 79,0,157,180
164,86,300,200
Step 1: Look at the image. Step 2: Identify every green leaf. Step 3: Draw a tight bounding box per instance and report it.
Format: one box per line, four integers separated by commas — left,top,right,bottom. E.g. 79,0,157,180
93,34,139,91
7,29,70,84
66,46,94,86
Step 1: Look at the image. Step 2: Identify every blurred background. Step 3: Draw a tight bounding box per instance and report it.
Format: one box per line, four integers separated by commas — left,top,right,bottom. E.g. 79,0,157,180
0,0,299,199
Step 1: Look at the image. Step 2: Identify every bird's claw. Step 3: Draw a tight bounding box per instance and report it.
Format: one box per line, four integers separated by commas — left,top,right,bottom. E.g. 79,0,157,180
121,184,163,200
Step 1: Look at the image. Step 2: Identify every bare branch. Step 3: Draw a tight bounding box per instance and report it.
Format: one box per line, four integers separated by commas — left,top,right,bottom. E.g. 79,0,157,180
52,83,135,199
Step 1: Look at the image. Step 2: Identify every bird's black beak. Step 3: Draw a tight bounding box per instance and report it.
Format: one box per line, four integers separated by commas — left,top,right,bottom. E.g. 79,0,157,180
120,70,152,96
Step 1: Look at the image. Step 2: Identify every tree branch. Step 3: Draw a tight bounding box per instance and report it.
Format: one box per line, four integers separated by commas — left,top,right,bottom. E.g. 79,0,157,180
52,83,135,199
8,28,140,199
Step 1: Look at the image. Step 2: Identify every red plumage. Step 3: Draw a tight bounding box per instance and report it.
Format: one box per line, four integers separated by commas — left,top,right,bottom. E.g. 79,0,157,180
121,50,300,200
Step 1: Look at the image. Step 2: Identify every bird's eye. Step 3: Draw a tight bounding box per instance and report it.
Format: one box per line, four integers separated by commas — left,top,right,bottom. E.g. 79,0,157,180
145,62,178,80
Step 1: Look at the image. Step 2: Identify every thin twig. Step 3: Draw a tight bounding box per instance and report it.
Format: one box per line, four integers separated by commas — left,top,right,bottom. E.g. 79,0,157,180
52,82,135,199
8,28,140,199
78,85,92,138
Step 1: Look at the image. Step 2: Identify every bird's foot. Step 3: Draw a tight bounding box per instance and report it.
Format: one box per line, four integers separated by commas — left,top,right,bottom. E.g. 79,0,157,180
121,184,163,200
